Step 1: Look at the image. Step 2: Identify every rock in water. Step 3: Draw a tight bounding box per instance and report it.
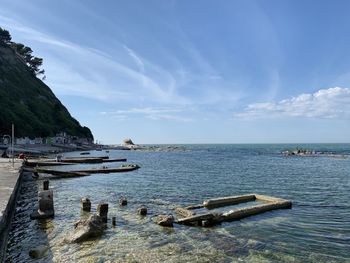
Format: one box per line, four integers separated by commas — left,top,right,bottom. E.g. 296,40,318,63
119,197,127,206
137,206,147,216
29,245,49,259
154,214,174,227
123,138,134,145
65,214,105,243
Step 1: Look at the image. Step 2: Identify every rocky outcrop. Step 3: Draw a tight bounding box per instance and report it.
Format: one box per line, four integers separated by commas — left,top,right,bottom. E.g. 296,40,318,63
121,138,143,150
123,138,134,145
65,214,105,243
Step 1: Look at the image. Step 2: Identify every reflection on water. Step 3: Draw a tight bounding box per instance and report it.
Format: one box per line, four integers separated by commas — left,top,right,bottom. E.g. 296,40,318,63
6,144,350,262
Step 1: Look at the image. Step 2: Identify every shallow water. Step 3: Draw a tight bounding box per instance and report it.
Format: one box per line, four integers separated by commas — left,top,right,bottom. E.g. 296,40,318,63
6,144,350,262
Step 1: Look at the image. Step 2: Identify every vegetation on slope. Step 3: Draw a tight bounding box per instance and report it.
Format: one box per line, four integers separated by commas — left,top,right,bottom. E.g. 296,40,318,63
0,27,93,139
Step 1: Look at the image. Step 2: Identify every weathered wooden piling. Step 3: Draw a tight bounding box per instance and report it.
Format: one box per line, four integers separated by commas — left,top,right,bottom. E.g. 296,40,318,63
112,216,116,226
97,203,108,222
43,180,49,190
81,197,91,212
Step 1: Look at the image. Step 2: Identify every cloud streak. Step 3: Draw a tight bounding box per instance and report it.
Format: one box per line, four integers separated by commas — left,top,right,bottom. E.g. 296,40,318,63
101,107,193,122
0,15,185,104
235,87,350,119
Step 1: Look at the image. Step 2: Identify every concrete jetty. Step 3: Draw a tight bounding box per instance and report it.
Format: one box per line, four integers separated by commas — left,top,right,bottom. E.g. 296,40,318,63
176,194,292,226
0,158,23,262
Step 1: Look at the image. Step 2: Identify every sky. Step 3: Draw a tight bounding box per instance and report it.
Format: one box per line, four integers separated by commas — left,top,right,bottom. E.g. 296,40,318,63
1,0,350,144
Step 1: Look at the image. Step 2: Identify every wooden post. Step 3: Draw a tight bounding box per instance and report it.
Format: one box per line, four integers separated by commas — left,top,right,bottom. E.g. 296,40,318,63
97,203,108,222
80,197,91,212
43,180,49,190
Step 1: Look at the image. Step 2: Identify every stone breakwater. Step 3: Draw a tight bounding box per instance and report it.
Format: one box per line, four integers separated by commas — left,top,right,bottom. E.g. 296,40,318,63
282,149,349,158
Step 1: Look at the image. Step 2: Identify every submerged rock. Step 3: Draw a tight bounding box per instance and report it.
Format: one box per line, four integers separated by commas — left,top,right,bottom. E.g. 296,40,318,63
119,197,127,206
29,245,49,259
137,206,147,216
65,214,105,243
154,214,174,227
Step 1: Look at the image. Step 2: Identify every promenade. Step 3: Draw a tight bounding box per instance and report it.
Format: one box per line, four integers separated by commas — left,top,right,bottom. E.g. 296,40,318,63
0,158,22,262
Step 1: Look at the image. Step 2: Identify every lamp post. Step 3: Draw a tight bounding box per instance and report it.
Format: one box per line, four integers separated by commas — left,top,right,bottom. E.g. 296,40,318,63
3,134,11,162
2,124,14,166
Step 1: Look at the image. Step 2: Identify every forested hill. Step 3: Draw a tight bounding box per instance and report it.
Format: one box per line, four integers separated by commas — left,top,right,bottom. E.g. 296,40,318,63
0,29,93,139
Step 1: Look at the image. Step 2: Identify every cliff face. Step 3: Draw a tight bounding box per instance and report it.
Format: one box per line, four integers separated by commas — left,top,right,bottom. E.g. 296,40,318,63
0,46,93,139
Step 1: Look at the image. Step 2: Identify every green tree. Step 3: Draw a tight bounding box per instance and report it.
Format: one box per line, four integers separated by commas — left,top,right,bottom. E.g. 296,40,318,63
28,57,45,75
0,27,11,45
10,42,45,76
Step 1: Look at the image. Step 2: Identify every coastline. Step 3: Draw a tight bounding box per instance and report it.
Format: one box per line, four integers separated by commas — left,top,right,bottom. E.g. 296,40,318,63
2,145,350,262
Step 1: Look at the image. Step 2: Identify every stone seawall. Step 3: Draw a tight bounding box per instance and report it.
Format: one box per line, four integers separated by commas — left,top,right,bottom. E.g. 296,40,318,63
0,160,23,263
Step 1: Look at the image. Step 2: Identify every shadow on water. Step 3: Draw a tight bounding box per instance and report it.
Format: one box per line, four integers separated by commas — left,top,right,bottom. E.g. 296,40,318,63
5,173,54,262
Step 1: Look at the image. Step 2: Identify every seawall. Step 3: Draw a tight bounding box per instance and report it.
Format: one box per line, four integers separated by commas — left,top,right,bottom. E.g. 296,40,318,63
0,159,23,263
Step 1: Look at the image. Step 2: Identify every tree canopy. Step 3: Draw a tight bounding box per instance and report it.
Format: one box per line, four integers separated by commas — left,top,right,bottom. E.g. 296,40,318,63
0,27,45,76
0,27,11,45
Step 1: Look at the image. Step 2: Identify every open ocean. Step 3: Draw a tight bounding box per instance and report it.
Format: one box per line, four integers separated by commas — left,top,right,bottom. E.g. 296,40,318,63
6,144,350,262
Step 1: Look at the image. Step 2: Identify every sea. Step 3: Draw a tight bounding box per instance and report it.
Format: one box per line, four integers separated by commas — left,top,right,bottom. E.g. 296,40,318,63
5,144,350,262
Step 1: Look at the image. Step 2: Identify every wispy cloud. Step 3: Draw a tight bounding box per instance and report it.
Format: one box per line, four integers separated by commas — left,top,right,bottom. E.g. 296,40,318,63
235,87,350,119
0,15,186,104
101,107,193,122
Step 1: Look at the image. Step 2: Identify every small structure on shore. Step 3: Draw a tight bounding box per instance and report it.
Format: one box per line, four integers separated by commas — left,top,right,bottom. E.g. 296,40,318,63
175,194,292,227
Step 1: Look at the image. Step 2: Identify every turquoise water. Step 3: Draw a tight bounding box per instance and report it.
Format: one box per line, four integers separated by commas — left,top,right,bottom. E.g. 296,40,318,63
6,144,350,262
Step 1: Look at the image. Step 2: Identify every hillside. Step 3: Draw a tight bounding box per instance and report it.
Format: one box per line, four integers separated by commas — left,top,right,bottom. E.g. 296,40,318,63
0,45,93,139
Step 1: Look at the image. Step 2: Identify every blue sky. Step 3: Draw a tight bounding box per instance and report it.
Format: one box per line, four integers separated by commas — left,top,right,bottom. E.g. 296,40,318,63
1,0,350,143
